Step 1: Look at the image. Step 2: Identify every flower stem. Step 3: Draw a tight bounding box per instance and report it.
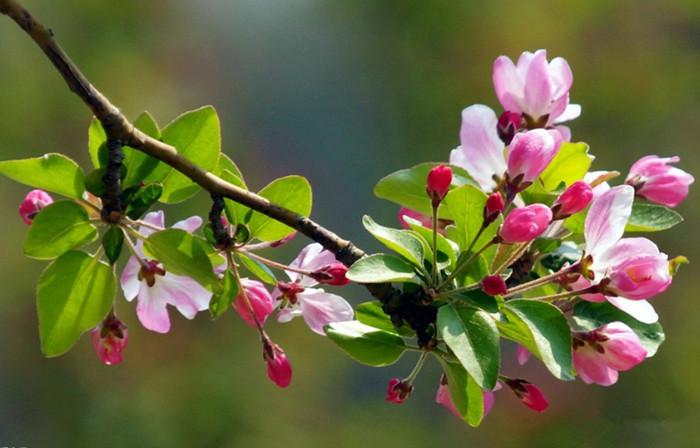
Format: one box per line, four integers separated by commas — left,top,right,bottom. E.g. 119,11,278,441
528,285,598,302
240,250,313,277
431,203,440,285
121,227,150,270
227,251,266,339
492,241,531,276
404,351,429,384
503,263,579,298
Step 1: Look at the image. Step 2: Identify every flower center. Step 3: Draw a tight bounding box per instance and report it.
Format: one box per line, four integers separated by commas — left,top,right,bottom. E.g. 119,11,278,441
138,260,166,287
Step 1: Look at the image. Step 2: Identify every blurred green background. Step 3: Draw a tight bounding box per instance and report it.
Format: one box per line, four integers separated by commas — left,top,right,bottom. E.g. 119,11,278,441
1,0,699,447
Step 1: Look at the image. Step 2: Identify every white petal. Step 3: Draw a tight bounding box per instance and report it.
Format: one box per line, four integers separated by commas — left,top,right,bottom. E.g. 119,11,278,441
299,289,354,335
120,256,143,302
584,185,634,258
606,296,659,324
173,216,203,233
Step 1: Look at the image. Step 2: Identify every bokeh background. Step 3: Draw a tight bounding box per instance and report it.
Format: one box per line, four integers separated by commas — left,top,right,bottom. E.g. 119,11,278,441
1,0,699,447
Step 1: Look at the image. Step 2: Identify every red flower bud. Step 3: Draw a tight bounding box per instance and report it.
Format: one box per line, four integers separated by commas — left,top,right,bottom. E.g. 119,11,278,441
552,181,593,219
484,192,505,224
90,312,128,366
497,111,523,145
504,378,549,413
310,262,350,286
18,189,53,225
385,378,413,404
481,275,508,296
263,340,292,388
426,165,453,205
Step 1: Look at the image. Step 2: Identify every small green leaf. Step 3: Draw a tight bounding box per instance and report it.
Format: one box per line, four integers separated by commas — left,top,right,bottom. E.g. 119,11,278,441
572,301,665,357
444,185,500,251
247,175,313,242
437,358,485,427
625,202,683,232
210,269,240,319
37,251,116,357
24,201,98,260
536,142,593,191
498,299,574,380
346,254,420,284
88,117,109,167
219,169,250,226
237,253,277,285
356,301,414,336
126,183,163,219
437,305,500,390
216,153,245,181
325,320,406,367
362,215,424,267
0,153,85,199
403,215,458,269
102,226,125,265
144,229,221,293
374,162,475,219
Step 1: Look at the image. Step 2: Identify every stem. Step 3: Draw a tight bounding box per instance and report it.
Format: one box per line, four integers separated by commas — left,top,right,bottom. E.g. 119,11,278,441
431,203,439,284
528,285,598,302
121,227,150,270
503,263,579,298
124,217,163,232
492,241,531,276
240,250,312,276
404,351,429,384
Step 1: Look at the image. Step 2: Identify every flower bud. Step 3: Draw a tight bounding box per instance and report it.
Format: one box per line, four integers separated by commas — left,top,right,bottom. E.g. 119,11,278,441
481,275,507,296
552,180,593,219
263,340,292,388
385,377,413,404
270,232,297,248
504,378,549,412
499,204,552,243
626,155,694,207
90,312,128,366
310,262,350,286
483,192,505,225
506,129,559,189
233,279,276,327
18,189,54,225
497,111,523,145
426,165,453,205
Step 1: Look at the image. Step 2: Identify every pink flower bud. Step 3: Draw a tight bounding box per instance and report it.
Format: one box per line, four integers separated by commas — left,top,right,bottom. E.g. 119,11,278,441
90,312,128,366
516,345,531,365
573,322,647,386
426,165,453,204
385,378,413,404
484,192,505,224
506,129,559,188
606,253,671,300
497,111,523,144
263,341,292,388
481,275,507,296
504,378,549,412
499,204,552,243
626,155,694,207
310,262,350,286
233,279,275,327
552,181,593,219
18,189,54,224
270,232,297,248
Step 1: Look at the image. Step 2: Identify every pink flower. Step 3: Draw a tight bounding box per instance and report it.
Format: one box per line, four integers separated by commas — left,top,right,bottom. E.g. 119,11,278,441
309,262,350,286
275,243,354,335
386,378,413,404
504,378,549,412
516,345,531,365
18,189,53,224
493,49,580,126
120,211,212,333
552,180,593,219
497,111,523,145
263,341,292,388
499,204,552,243
435,375,499,418
398,207,433,230
573,322,647,386
626,155,694,207
484,192,505,225
233,279,276,327
506,129,560,186
427,165,453,204
581,186,670,323
584,170,613,200
481,275,507,296
90,312,128,366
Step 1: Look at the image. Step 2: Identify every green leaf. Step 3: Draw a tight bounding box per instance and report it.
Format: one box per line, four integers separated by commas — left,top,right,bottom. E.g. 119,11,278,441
126,183,163,219
325,320,406,367
24,201,98,260
0,153,85,199
219,169,250,226
498,299,574,380
346,254,420,284
37,251,116,356
362,215,424,267
356,301,414,337
102,226,125,265
437,305,500,390
374,162,474,219
403,216,458,269
536,142,593,191
210,269,240,319
625,202,683,232
216,153,245,181
444,185,500,251
88,117,109,167
572,301,665,357
154,106,222,203
437,358,485,427
237,252,277,285
246,175,312,242
144,229,221,293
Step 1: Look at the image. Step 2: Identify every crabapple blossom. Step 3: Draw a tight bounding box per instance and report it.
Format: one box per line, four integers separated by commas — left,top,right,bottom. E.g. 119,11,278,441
552,180,593,219
386,378,413,404
499,204,553,243
481,275,508,296
18,189,53,224
426,165,453,205
484,192,505,225
496,111,523,145
233,279,276,327
90,313,128,366
626,155,694,207
506,129,560,188
263,340,292,388
503,378,549,412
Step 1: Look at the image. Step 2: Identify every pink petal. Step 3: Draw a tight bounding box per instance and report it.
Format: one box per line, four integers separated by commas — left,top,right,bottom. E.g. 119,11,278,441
516,345,531,365
136,287,171,333
120,256,142,301
600,322,648,370
173,216,203,233
157,273,211,319
523,50,553,119
584,185,634,258
573,348,619,386
493,56,523,113
553,103,581,124
298,289,354,335
548,57,574,99
287,243,337,286
605,296,659,324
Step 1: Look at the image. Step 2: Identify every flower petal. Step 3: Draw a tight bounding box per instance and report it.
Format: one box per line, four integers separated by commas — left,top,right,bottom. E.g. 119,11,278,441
523,49,553,119
173,216,203,233
298,289,354,335
493,55,523,113
584,185,634,258
157,273,212,319
136,286,171,333
120,256,142,301
606,296,659,324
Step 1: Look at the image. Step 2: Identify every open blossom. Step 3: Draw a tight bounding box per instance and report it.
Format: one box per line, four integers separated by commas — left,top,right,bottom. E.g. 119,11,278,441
120,211,211,333
552,180,593,219
500,204,552,243
90,313,128,366
626,155,694,207
579,186,671,323
275,243,353,335
18,189,53,224
263,341,292,388
493,49,581,127
504,378,549,412
233,279,276,327
573,322,647,386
